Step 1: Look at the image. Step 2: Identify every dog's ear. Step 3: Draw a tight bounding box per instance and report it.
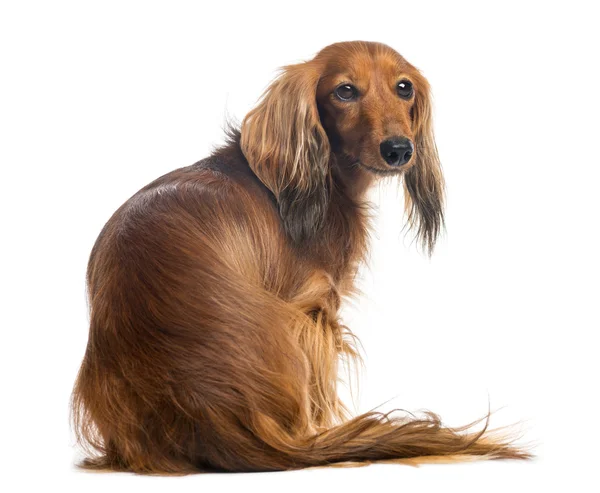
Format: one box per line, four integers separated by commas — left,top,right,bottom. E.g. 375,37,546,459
241,62,330,245
403,74,445,255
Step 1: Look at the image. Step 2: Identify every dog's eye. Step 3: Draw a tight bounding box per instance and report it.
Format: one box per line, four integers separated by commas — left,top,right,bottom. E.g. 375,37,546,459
396,80,413,99
334,84,358,101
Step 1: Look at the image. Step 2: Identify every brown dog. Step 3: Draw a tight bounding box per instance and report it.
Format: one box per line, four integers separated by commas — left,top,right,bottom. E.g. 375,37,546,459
71,41,528,473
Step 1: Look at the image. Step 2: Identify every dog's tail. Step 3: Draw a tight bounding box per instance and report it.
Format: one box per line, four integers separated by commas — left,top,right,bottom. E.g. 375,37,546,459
253,409,529,470
173,400,529,472
77,398,529,473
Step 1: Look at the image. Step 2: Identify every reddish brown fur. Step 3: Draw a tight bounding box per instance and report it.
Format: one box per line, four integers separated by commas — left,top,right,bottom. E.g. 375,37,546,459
71,41,529,473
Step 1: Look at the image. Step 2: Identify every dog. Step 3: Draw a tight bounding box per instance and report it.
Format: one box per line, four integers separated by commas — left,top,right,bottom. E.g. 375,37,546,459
71,41,528,473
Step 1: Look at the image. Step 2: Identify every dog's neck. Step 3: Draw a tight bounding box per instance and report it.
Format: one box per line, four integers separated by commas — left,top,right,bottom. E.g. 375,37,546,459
331,155,377,203
307,162,372,284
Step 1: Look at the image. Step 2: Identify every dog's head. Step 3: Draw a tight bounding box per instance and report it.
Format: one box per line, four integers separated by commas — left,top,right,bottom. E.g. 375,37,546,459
241,41,444,254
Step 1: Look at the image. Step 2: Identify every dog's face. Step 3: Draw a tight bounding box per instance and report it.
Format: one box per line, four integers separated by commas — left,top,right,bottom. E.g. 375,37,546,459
242,41,444,253
316,43,423,176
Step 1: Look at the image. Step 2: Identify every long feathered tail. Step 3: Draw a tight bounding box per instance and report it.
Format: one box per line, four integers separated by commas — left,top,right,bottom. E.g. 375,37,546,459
198,407,530,471
76,402,529,473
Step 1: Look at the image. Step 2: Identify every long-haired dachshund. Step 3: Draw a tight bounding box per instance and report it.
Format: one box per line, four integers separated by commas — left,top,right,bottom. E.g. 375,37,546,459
71,41,528,473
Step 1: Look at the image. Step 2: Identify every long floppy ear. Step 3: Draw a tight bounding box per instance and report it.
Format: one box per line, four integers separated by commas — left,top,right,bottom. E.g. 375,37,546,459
240,62,330,245
403,75,445,256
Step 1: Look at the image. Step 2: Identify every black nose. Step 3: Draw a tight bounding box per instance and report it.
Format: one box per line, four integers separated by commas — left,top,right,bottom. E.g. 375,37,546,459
380,137,414,166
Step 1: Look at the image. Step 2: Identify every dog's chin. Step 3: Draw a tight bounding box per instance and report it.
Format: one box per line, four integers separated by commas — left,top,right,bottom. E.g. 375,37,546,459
356,161,404,176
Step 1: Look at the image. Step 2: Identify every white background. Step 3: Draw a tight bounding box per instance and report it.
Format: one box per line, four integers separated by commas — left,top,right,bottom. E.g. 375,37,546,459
1,0,598,491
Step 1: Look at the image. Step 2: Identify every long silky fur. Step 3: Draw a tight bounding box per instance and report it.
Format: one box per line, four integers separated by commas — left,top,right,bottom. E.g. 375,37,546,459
241,62,331,244
71,42,530,474
403,72,446,256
